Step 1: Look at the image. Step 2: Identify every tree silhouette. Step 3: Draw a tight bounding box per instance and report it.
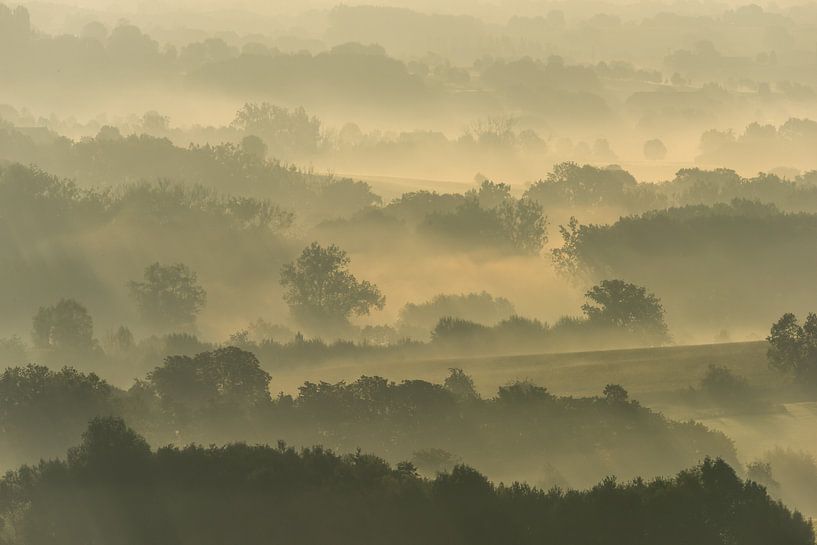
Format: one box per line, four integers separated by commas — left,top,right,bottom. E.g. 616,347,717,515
280,242,384,333
31,298,96,352
767,312,817,384
128,263,207,331
582,280,670,344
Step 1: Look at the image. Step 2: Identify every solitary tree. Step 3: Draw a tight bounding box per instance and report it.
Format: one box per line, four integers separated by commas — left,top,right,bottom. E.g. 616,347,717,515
280,243,385,333
643,138,668,160
32,298,96,352
582,280,670,344
128,263,206,330
603,384,630,403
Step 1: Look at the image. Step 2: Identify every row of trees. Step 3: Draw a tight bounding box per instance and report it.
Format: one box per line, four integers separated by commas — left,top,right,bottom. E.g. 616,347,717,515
316,179,549,255
0,358,734,487
25,265,669,375
524,162,817,217
0,417,811,545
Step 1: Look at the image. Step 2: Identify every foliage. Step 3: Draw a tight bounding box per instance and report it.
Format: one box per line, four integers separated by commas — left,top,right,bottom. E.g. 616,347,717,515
31,299,97,353
280,243,385,333
0,363,738,489
0,419,810,545
550,200,817,328
420,192,548,255
0,365,117,467
147,347,271,429
128,263,207,331
398,292,515,337
231,103,323,157
767,313,817,385
581,280,670,344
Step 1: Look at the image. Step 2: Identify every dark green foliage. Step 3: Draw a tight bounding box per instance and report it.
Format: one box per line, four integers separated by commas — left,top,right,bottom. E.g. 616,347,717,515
431,317,490,344
0,362,739,488
767,313,817,385
582,280,670,344
0,365,117,467
0,420,812,545
147,347,271,429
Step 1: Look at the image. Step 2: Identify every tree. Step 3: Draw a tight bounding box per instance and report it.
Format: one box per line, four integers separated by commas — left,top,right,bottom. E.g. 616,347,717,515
497,198,548,254
0,364,115,465
603,383,630,403
431,317,489,345
444,368,478,401
240,134,268,160
67,417,152,479
128,263,207,330
467,179,511,209
582,280,670,343
643,138,667,160
280,242,385,332
231,103,322,156
767,312,817,384
32,298,96,352
551,216,582,277
148,347,271,426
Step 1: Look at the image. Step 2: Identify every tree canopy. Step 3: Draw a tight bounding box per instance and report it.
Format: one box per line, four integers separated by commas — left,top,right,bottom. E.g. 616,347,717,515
0,418,811,545
280,242,385,333
582,280,670,344
128,262,207,331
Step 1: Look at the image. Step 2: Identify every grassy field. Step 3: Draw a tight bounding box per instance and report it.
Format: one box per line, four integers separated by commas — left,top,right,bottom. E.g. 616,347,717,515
273,340,775,400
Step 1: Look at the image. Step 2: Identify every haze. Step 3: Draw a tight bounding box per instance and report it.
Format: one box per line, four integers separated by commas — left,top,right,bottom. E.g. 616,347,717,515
1,1,817,543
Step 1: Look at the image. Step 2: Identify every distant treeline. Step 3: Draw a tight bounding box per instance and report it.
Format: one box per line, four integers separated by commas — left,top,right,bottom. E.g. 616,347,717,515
0,417,811,545
524,162,817,216
0,123,378,221
0,357,734,488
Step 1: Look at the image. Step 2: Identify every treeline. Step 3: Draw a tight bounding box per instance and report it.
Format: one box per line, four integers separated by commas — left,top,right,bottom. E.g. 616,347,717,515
552,199,817,329
0,122,378,220
0,417,812,545
524,162,817,218
0,357,735,488
2,275,670,383
698,119,817,173
320,179,547,255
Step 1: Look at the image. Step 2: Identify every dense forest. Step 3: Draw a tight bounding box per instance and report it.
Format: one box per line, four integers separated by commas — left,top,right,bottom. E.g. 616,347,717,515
0,418,811,545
